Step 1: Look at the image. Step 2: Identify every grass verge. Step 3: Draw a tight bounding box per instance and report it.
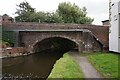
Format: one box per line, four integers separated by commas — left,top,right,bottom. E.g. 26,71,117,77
87,53,118,78
48,53,84,78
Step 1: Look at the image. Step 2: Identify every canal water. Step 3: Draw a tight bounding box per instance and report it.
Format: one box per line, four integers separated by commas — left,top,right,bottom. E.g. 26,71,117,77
2,50,66,79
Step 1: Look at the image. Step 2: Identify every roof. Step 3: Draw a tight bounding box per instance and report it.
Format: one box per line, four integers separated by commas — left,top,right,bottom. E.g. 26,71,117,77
102,20,109,22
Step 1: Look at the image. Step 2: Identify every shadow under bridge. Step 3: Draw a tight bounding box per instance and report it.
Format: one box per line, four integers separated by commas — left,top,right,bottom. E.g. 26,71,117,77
32,37,78,53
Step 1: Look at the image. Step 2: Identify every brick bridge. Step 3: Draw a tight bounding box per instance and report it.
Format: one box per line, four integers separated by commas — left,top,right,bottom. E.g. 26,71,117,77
3,22,109,53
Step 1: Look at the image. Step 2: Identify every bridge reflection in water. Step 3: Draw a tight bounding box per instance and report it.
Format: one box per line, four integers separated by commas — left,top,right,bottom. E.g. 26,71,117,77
2,49,67,78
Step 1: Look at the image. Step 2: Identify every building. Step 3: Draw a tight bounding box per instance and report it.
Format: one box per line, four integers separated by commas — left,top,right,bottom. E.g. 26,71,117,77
109,0,120,53
0,15,2,25
102,20,110,26
2,14,13,23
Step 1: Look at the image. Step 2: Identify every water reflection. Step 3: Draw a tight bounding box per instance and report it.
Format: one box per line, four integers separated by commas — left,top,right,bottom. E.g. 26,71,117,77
2,49,66,78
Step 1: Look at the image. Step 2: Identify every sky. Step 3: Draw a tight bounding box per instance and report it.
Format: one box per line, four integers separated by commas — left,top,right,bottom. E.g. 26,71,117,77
0,0,109,25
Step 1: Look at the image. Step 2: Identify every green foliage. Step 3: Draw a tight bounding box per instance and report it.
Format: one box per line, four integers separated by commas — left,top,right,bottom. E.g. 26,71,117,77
29,12,47,22
0,25,15,46
57,2,94,24
45,12,63,23
2,30,16,45
15,1,35,22
88,53,118,78
48,53,84,78
15,1,93,24
29,12,63,23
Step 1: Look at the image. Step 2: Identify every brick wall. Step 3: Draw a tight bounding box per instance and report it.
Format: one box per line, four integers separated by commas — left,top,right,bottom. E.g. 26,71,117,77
3,47,28,57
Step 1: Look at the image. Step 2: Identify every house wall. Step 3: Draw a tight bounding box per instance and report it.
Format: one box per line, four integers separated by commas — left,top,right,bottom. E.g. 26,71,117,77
109,1,120,53
118,1,120,52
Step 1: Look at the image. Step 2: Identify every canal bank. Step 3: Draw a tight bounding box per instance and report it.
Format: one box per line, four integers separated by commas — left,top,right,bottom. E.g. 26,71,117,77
48,51,104,78
48,53,84,78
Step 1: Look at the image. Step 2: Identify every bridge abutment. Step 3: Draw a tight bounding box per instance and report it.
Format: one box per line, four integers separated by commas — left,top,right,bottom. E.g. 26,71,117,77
78,42,83,53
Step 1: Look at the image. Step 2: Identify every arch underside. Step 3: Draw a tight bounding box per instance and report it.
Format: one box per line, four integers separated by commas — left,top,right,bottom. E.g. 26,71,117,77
32,37,78,53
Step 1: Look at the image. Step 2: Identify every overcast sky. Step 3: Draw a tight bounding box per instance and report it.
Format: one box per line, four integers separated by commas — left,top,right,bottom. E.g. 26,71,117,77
0,0,109,25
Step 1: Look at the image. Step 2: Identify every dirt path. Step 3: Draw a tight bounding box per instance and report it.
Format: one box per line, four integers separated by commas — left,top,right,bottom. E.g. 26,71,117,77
69,51,103,78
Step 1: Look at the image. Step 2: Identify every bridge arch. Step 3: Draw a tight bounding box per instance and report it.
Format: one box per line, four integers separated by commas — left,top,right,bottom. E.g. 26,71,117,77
32,36,79,53
18,29,104,53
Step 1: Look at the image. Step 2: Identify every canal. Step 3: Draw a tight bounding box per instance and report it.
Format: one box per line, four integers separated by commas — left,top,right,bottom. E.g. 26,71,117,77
2,49,67,79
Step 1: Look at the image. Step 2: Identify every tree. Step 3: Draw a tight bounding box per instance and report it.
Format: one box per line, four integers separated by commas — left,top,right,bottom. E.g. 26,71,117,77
29,11,47,22
15,1,93,24
57,2,94,24
14,1,63,23
45,12,63,23
26,11,63,23
15,1,35,22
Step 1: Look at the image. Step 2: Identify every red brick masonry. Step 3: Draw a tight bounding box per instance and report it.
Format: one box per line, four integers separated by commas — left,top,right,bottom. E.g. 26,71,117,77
2,47,29,58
